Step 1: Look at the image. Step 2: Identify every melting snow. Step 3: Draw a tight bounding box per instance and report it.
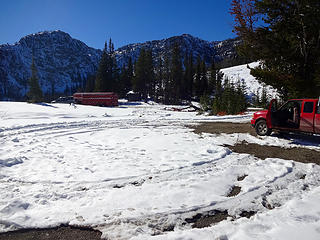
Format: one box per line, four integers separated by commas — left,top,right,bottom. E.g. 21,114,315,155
0,101,319,239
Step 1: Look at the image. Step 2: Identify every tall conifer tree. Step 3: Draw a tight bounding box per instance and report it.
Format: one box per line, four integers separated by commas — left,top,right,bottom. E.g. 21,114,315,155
134,48,147,99
163,52,171,104
95,41,109,92
27,57,42,103
194,55,202,97
170,43,183,103
145,50,154,99
155,57,164,102
95,38,119,92
208,58,217,94
200,59,208,95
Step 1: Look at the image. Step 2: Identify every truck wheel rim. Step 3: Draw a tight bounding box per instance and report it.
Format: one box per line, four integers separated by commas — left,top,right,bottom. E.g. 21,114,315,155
258,122,267,134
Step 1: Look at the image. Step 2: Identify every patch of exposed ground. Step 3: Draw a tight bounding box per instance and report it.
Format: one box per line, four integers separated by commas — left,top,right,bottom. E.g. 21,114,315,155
0,226,103,240
227,186,242,197
237,175,248,181
193,122,256,135
229,142,320,164
185,210,230,229
193,122,320,165
184,209,257,229
239,211,256,219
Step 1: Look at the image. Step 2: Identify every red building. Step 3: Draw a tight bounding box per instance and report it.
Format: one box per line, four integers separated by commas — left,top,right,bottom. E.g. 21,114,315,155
73,92,118,107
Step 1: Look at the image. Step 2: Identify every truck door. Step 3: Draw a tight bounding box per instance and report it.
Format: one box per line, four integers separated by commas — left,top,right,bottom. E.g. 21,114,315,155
314,102,320,134
299,101,315,133
266,99,277,129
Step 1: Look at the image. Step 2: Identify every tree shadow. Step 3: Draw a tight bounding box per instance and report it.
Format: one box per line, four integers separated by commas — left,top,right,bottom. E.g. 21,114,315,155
119,102,143,106
35,102,58,108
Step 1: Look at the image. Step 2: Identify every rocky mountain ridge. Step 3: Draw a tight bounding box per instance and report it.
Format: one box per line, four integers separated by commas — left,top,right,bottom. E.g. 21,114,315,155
0,30,102,100
116,33,241,67
0,30,240,100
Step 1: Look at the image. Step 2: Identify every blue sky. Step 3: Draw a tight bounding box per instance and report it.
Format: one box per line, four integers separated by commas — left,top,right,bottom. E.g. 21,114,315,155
0,0,235,49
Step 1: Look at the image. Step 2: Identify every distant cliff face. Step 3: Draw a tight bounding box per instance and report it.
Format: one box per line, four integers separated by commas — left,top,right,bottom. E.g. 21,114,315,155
0,30,102,100
213,38,242,62
115,34,240,67
0,31,239,100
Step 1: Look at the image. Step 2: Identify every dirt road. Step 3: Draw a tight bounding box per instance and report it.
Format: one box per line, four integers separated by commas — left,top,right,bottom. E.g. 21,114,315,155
0,226,102,240
193,122,320,164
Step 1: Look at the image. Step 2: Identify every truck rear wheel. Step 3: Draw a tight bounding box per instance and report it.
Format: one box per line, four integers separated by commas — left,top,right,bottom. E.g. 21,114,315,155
255,119,271,136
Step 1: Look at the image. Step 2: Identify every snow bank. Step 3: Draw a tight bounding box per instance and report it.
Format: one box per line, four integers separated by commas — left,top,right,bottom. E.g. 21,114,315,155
221,62,279,99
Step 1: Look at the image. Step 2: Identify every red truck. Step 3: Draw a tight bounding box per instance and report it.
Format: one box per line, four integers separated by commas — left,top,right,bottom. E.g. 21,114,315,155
251,98,320,136
73,92,118,107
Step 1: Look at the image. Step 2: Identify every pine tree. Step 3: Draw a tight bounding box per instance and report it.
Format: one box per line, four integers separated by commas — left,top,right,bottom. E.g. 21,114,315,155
27,57,42,103
95,41,109,92
133,48,147,99
127,57,133,91
252,89,260,107
170,43,183,103
145,50,154,99
182,53,188,100
109,38,119,92
208,58,217,94
194,55,202,97
118,65,127,97
183,52,194,100
95,38,119,92
155,57,164,102
200,59,208,95
85,75,96,92
118,58,133,98
236,79,247,113
230,0,320,98
163,52,171,104
260,86,268,108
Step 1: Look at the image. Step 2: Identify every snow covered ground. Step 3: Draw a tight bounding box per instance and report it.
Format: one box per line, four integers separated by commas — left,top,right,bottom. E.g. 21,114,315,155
1,102,320,240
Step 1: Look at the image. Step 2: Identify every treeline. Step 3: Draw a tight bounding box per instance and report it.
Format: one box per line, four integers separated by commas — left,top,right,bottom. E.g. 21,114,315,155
86,39,216,104
200,77,247,115
86,39,248,110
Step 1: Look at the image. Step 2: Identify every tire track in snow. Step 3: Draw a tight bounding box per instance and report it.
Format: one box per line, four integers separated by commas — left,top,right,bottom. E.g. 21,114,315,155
2,110,319,239
95,157,320,240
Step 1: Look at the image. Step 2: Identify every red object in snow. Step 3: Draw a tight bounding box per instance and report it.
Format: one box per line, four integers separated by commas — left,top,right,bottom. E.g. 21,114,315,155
73,92,118,107
251,98,320,136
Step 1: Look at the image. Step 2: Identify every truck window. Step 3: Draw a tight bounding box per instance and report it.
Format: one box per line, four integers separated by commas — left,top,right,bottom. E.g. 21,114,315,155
303,102,314,113
279,100,301,112
317,105,320,114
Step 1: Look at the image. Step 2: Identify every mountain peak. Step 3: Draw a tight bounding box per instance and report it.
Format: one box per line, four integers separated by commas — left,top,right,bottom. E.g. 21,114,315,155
0,30,102,100
23,30,70,38
18,30,72,46
115,33,219,67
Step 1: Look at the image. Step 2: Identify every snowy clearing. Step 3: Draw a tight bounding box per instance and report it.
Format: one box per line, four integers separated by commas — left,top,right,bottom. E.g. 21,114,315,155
1,102,320,240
